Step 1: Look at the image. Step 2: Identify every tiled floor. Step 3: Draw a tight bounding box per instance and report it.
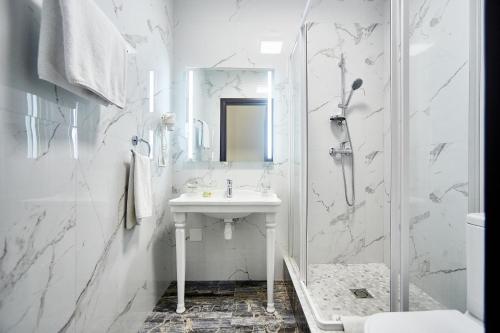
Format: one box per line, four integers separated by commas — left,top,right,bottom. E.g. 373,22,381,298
308,263,445,321
139,281,299,333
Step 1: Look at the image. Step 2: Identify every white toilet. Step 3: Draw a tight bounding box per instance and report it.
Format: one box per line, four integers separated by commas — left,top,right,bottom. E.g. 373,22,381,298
364,213,485,333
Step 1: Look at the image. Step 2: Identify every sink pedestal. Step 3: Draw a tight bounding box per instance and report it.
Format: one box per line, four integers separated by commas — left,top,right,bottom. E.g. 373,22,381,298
172,212,277,314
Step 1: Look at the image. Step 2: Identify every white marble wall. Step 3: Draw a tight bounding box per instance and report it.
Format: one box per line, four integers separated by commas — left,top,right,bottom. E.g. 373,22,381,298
171,0,304,281
408,0,469,311
303,0,469,311
305,0,390,266
0,0,175,332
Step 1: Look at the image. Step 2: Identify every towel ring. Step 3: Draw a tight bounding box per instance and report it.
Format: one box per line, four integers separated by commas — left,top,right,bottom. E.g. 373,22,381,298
131,135,151,155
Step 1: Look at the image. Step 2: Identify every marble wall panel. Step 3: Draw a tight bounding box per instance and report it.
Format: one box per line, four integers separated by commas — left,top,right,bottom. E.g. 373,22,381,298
305,0,390,266
407,0,470,311
171,0,305,281
0,0,175,332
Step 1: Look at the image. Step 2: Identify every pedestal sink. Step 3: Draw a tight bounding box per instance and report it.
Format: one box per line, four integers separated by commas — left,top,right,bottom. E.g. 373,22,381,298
169,189,281,314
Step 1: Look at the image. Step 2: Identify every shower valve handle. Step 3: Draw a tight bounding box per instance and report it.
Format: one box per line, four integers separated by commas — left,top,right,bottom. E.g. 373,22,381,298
329,145,352,159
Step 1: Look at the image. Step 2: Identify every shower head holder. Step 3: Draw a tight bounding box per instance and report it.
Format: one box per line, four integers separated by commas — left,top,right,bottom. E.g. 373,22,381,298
330,114,346,126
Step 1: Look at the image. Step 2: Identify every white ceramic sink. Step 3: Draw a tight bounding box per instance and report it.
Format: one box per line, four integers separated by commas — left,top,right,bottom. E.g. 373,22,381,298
169,188,282,314
169,189,281,219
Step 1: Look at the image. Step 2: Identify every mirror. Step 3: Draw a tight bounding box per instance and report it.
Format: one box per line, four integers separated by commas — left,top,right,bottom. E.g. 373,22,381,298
220,98,272,162
186,68,274,162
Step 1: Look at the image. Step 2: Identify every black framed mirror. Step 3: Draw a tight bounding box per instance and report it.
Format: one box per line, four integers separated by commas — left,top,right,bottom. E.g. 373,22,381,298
220,98,273,162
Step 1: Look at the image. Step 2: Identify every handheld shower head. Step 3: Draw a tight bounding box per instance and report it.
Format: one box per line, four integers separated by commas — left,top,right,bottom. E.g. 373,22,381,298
344,78,363,108
352,78,363,90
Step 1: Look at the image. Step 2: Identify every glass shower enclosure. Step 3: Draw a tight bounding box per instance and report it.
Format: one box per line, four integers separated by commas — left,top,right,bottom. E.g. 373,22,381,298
288,0,483,330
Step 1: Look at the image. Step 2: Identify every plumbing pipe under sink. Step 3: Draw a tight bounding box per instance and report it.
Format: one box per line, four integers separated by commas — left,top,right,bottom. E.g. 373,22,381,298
224,218,234,240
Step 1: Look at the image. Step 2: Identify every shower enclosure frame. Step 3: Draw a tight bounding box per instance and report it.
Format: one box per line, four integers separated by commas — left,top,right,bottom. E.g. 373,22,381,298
288,0,484,330
288,21,308,284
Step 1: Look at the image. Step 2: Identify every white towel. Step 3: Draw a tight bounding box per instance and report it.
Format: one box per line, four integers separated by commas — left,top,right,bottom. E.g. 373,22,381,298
38,0,128,108
201,120,210,149
38,0,106,105
126,150,153,229
342,316,367,333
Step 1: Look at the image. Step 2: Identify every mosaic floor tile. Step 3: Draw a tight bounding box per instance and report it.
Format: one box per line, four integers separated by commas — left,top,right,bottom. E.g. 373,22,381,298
139,281,299,333
307,263,446,321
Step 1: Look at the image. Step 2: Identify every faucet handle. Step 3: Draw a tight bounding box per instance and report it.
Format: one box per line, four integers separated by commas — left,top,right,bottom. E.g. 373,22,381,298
225,179,233,198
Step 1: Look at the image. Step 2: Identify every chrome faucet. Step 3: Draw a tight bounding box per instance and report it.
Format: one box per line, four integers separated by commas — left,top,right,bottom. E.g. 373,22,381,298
329,141,353,159
225,179,233,198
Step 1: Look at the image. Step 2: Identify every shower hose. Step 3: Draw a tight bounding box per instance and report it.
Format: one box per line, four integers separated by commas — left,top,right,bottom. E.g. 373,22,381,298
341,120,355,207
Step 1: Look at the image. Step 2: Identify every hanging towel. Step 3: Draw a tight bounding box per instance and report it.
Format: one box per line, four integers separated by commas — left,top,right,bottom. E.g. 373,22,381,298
201,120,210,149
38,0,107,105
342,316,367,333
38,0,128,108
126,150,153,229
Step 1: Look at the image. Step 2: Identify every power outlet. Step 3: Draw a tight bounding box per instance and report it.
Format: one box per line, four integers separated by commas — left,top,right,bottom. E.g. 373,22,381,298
189,228,202,242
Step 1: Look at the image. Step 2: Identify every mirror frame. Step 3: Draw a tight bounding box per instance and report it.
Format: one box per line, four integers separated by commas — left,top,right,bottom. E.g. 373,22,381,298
219,98,274,162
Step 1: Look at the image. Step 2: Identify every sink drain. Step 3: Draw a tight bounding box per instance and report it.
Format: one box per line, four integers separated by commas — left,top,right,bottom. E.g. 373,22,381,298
350,288,373,299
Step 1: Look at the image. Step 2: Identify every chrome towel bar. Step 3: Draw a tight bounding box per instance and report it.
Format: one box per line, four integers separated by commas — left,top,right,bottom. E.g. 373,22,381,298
131,135,151,155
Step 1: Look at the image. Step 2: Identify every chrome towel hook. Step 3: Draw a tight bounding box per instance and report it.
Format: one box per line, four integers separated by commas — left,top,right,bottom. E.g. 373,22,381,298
131,135,151,155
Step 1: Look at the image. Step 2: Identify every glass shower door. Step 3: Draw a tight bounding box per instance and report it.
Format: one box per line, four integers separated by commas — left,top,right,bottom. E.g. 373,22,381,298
289,24,307,279
404,0,472,312
288,0,482,329
304,0,393,324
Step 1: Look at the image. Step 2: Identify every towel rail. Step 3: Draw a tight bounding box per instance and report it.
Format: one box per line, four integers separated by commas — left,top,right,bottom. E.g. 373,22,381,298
131,135,151,155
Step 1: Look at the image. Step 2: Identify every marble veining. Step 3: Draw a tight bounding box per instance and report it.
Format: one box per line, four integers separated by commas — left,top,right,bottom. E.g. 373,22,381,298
0,0,175,332
429,61,468,102
171,0,305,281
139,281,298,333
297,0,470,316
305,0,390,269
407,0,470,311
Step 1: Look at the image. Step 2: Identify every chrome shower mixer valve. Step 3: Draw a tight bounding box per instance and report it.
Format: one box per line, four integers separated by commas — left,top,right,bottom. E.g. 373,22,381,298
329,142,353,159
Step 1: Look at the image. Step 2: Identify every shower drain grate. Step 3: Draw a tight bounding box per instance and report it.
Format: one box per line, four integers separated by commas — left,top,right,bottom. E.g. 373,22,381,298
350,288,373,299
